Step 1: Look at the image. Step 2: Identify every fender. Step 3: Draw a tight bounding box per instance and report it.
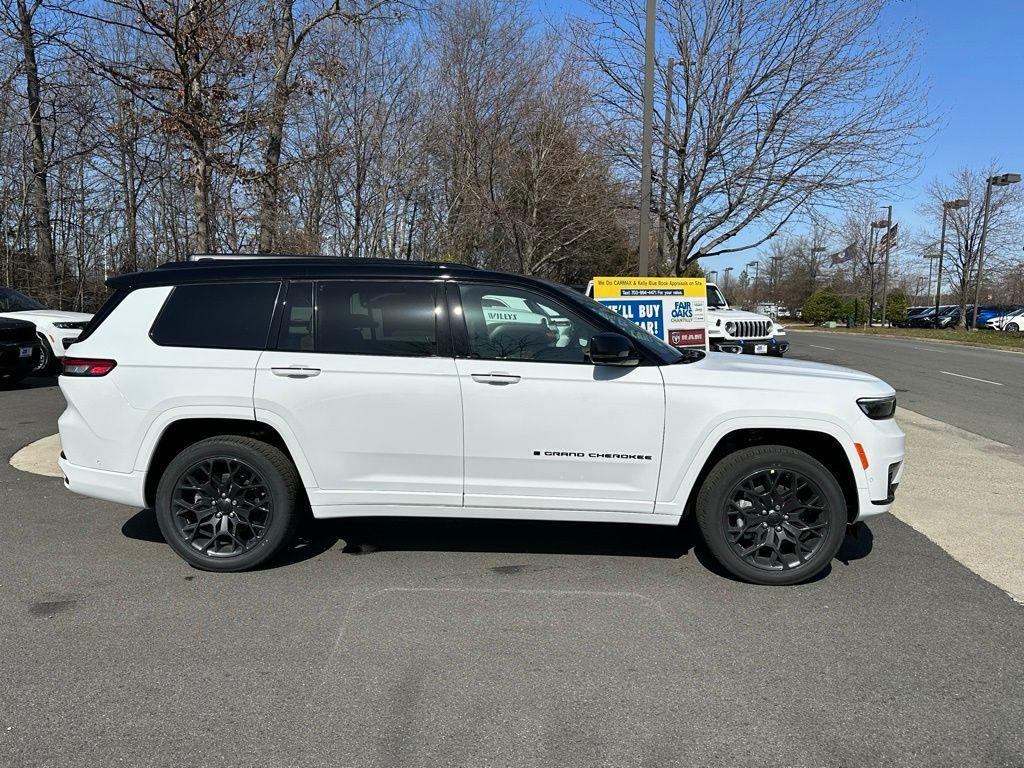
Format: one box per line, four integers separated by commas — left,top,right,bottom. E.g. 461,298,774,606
132,405,255,473
654,414,865,518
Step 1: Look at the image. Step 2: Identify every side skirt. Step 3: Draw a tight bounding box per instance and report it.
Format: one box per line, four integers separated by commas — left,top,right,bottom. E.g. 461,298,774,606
310,504,680,526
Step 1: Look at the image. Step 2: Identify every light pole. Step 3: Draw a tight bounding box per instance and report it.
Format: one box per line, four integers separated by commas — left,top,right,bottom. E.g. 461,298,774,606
637,0,657,276
934,198,968,325
723,266,733,290
879,206,893,326
971,172,1021,330
708,269,718,283
869,220,887,324
747,260,759,303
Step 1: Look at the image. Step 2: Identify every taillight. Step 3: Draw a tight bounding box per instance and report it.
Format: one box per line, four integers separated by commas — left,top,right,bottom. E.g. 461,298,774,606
62,357,117,377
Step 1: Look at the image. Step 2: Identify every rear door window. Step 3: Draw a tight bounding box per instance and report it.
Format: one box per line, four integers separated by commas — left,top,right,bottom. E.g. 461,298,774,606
316,280,439,357
150,282,281,349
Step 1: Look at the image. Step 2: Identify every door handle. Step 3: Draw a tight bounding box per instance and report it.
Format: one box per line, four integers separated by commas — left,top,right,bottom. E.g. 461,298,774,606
271,366,321,379
471,372,521,385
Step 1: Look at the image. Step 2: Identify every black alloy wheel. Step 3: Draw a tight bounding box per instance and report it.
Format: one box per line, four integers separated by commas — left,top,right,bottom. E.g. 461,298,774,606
155,436,301,571
695,445,848,585
170,457,274,558
723,468,830,571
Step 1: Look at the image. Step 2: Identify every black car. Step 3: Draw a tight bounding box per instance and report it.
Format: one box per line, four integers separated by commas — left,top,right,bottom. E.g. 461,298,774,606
0,317,40,387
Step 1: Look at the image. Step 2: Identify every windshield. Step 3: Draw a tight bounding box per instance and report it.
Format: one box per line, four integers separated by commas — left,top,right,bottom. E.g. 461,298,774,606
0,288,45,312
707,285,728,308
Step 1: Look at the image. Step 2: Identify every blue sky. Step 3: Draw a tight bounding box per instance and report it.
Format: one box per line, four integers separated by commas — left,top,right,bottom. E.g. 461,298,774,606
533,0,1023,277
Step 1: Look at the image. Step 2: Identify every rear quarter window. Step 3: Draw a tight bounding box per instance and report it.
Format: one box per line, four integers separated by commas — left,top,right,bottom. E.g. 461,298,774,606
150,282,281,350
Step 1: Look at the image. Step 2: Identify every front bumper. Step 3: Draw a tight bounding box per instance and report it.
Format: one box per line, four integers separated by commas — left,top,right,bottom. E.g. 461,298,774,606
853,416,905,519
710,337,789,355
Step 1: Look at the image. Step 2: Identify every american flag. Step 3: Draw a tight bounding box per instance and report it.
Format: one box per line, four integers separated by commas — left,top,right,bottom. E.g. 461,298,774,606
877,223,899,255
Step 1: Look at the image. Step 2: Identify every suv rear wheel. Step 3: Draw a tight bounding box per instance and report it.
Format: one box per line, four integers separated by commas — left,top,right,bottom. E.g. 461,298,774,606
695,445,848,585
155,436,301,571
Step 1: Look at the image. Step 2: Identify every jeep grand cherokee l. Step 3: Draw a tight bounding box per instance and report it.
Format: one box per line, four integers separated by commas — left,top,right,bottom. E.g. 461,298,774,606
57,258,905,585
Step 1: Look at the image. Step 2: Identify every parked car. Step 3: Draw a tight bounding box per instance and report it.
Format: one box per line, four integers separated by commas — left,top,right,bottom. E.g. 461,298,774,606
58,256,904,586
0,317,40,387
897,307,932,327
964,305,1014,328
0,288,92,375
907,305,960,328
987,307,1024,332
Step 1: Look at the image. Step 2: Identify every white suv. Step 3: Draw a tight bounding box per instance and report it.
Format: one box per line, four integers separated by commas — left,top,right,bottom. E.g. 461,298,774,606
58,258,904,585
706,283,789,356
0,288,92,374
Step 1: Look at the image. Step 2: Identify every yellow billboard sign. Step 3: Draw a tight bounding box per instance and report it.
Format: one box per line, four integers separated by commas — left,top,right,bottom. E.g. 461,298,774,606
591,276,708,349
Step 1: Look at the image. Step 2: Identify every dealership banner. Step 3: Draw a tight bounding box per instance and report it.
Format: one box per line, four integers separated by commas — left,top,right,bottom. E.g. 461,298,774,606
591,277,708,350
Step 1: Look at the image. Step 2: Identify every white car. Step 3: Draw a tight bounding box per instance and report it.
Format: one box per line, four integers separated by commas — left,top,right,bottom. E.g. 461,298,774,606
986,308,1024,332
0,288,92,375
57,258,904,585
707,283,789,356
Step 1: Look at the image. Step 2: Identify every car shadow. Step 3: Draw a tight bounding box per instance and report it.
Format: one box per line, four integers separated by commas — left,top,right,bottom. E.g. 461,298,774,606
121,508,874,578
120,508,342,569
4,375,58,391
331,516,698,559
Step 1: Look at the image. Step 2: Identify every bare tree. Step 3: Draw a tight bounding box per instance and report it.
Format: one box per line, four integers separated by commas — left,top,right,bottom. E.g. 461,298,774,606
578,0,934,274
1,0,59,300
920,166,1024,326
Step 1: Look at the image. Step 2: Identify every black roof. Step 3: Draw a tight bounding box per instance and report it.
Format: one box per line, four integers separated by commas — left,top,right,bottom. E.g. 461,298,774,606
106,257,500,290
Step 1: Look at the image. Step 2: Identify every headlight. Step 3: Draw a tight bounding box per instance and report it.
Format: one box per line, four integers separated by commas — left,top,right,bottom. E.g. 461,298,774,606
858,395,896,420
53,321,86,330
725,321,736,335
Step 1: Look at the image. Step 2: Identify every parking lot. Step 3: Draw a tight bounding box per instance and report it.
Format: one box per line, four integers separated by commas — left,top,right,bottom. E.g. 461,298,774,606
2,337,1023,768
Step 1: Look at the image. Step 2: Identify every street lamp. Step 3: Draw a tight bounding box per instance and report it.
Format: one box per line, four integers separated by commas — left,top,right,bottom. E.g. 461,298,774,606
708,270,718,283
869,207,894,326
934,198,969,326
722,266,733,290
870,219,888,325
747,260,759,301
971,172,1021,329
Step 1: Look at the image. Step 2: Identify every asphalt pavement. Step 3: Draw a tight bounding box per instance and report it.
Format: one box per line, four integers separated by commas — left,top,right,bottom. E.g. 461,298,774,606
1,374,1023,768
786,329,1024,448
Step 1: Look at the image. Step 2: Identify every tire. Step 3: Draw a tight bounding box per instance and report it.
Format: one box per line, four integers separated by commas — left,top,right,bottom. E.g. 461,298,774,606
695,445,848,586
32,335,54,376
1007,322,1020,333
154,436,301,571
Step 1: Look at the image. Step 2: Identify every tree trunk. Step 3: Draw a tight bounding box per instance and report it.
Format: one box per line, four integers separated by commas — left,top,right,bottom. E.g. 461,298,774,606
259,1,295,253
17,0,57,303
193,147,212,253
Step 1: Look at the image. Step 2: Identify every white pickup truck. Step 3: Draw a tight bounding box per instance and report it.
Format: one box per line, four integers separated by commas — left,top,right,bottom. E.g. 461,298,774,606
706,282,789,356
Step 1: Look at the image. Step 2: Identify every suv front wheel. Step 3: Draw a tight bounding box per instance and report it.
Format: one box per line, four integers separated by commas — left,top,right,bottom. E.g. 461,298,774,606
155,436,301,571
695,445,848,585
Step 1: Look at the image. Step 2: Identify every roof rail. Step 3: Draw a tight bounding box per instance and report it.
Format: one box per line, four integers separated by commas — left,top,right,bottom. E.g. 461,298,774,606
188,253,322,261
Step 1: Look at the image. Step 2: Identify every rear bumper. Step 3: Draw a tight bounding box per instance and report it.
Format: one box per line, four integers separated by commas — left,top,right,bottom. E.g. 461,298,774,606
0,340,39,373
58,455,146,508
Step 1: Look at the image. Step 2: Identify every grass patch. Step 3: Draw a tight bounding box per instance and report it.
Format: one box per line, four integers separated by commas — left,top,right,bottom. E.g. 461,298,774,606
802,325,1024,350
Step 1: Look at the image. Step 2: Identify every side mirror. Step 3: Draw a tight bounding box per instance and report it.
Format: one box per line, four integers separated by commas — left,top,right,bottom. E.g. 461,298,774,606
588,332,639,366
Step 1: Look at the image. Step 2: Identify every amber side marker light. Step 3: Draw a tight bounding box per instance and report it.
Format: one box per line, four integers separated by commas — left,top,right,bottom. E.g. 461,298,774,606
62,358,117,377
854,442,869,470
